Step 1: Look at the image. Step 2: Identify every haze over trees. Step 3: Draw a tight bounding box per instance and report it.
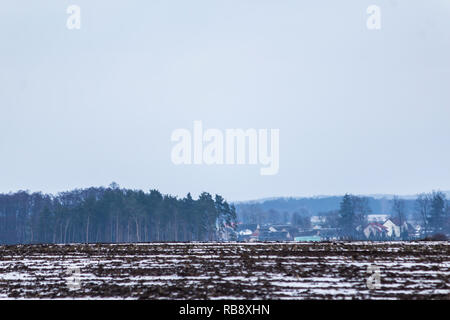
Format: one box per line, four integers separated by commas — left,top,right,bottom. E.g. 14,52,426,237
337,194,371,239
392,196,407,226
335,192,449,239
236,192,449,239
415,191,448,236
0,183,237,245
1,184,449,244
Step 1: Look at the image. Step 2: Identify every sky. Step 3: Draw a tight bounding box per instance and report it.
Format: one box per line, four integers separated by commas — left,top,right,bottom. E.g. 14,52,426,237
1,0,450,201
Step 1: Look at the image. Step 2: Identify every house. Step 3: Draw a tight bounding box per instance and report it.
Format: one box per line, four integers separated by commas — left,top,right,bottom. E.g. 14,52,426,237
236,224,260,241
258,227,291,241
363,222,388,239
383,219,401,238
236,224,259,235
270,225,299,237
383,218,415,239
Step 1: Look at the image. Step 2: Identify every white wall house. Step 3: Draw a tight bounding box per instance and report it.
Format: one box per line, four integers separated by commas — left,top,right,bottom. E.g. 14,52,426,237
383,219,401,238
363,223,387,239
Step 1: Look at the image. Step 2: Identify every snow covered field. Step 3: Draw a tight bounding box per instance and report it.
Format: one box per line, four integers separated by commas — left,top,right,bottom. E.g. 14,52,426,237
0,242,448,299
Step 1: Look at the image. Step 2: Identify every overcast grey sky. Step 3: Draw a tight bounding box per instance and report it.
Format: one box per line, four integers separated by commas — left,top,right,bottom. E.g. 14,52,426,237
1,1,450,201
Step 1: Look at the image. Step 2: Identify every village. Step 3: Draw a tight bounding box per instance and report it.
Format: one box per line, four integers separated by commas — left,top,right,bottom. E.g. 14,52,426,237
234,214,420,242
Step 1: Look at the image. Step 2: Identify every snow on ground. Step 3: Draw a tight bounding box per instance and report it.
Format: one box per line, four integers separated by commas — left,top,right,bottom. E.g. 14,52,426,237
0,242,448,299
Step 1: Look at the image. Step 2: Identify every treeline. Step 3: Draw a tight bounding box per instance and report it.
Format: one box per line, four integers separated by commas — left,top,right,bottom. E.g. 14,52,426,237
237,204,292,225
335,192,450,239
236,192,450,240
0,183,237,245
414,191,449,236
336,194,374,239
237,205,311,229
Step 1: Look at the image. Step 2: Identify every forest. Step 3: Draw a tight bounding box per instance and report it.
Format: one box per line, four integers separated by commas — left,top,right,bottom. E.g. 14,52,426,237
0,183,237,245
